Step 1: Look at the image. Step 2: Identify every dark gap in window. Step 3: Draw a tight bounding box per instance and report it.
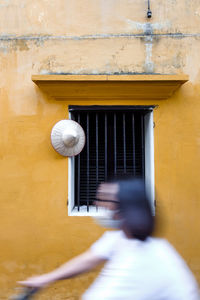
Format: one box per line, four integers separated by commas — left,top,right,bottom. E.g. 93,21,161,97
72,109,148,210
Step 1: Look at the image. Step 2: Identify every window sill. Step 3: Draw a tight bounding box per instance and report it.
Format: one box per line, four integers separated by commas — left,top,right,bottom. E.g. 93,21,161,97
69,206,107,217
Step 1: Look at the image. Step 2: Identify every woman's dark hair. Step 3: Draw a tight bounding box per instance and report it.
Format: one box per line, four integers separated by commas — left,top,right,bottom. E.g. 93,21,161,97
117,179,154,241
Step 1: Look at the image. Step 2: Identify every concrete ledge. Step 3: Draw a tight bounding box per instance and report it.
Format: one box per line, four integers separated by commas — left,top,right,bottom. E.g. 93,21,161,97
32,74,188,100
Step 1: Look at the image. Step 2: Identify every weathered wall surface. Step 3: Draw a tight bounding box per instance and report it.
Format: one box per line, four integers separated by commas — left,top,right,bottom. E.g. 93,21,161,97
0,0,200,299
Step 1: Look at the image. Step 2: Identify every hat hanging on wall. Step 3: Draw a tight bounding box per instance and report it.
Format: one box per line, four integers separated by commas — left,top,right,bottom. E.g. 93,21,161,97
51,120,86,157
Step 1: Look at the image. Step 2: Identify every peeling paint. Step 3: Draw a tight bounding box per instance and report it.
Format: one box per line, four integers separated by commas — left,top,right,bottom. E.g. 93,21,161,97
38,12,45,23
13,40,29,51
0,0,10,8
195,6,200,18
143,24,154,73
145,39,154,73
124,21,172,73
40,71,164,75
0,39,29,53
126,20,172,32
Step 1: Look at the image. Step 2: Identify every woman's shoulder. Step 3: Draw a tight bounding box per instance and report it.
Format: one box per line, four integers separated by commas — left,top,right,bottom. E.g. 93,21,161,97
90,230,123,259
100,230,124,242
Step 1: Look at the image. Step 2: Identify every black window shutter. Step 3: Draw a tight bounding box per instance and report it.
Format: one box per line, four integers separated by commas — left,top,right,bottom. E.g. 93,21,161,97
70,106,153,211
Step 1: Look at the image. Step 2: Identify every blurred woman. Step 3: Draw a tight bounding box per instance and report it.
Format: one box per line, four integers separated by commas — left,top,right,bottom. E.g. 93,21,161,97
19,179,199,300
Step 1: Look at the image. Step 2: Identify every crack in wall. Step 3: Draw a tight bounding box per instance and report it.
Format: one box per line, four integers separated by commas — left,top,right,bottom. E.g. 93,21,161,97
0,32,200,41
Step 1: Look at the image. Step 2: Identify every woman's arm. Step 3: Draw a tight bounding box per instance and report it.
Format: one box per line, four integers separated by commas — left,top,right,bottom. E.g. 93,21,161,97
18,250,105,288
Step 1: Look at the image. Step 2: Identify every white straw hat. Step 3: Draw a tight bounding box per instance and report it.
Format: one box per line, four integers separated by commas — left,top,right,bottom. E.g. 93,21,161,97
51,120,85,157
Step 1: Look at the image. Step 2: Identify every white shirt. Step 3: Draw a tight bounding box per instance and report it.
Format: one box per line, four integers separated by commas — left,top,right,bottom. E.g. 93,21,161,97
82,231,199,300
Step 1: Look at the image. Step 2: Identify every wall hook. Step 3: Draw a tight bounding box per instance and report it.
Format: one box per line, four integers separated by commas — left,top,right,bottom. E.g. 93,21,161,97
147,0,152,18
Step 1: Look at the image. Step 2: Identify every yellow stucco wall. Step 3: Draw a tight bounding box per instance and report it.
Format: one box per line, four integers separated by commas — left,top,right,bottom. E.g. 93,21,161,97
0,0,200,299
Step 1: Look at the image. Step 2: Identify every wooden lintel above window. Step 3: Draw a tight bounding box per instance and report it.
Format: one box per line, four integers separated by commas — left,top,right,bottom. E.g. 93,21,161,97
32,74,188,100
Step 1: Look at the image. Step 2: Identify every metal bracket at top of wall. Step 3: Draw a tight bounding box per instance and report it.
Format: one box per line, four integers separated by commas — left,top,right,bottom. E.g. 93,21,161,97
147,0,152,18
